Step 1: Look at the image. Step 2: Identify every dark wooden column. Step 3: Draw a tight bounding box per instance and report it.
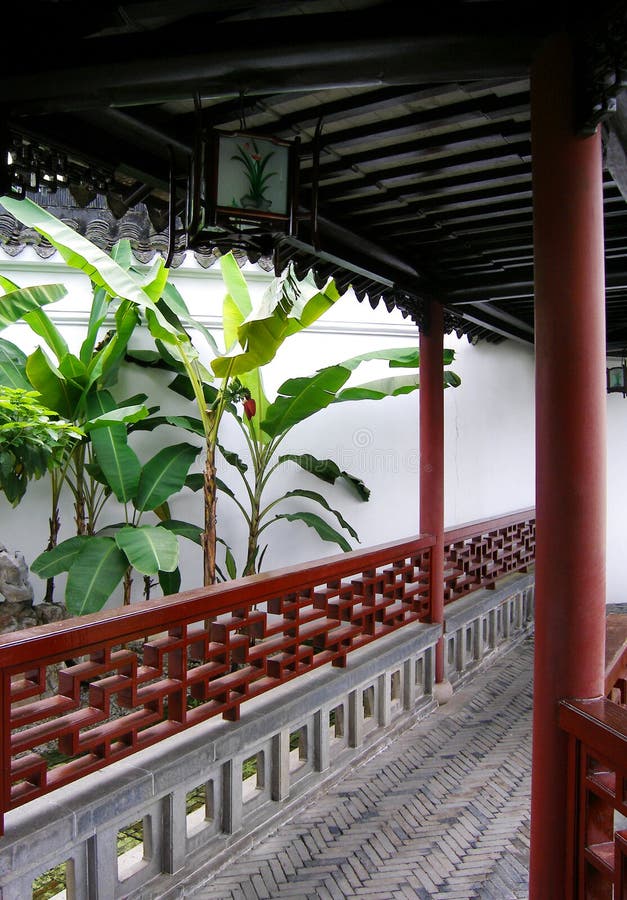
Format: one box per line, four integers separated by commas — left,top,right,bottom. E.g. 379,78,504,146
420,298,446,687
529,33,607,896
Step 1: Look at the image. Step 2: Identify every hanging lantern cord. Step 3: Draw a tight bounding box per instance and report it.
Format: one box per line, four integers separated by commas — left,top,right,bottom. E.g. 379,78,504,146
165,145,177,268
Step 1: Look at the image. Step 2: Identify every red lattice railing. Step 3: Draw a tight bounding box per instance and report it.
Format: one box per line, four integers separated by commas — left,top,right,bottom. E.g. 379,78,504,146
559,699,627,898
0,535,433,835
0,508,536,836
443,508,536,604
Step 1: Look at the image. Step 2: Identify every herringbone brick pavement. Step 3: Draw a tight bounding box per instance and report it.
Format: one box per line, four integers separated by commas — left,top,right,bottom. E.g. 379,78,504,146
190,636,533,899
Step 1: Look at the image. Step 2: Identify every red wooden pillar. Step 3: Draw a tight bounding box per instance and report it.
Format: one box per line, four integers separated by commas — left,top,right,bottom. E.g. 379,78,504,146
420,298,446,686
529,34,606,897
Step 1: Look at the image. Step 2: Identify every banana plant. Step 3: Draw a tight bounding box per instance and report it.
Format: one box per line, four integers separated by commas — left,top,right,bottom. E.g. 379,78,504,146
216,343,460,576
127,253,345,584
134,260,461,577
0,239,160,599
0,198,206,607
205,258,460,576
1,196,345,588
29,394,201,612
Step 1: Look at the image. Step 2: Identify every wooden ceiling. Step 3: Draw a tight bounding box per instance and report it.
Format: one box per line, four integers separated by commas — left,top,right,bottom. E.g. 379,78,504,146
1,0,626,346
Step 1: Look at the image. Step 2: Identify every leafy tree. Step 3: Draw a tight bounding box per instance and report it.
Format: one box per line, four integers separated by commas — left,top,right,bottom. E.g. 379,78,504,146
126,253,346,583
0,386,83,506
214,346,459,577
0,200,202,608
133,261,460,577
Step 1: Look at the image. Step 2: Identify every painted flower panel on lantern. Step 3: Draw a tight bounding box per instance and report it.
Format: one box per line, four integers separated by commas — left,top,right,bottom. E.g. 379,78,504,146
216,133,291,217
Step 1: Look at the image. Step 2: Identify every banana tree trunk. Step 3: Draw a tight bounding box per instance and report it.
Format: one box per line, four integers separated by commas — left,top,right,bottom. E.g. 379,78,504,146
243,506,260,577
44,505,61,603
203,441,217,586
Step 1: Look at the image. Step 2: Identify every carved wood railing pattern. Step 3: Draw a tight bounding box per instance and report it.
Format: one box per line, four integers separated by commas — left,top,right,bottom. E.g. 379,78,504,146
0,508,537,836
559,699,627,898
0,535,434,834
443,508,535,604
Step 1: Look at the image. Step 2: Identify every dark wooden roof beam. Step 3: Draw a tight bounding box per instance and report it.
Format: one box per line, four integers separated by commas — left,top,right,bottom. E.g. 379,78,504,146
329,163,532,216
297,92,530,157
451,304,534,345
299,120,530,184
346,185,534,229
382,201,534,237
3,25,537,117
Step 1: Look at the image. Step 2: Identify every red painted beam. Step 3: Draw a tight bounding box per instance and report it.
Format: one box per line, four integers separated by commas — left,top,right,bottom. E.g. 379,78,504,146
529,33,607,898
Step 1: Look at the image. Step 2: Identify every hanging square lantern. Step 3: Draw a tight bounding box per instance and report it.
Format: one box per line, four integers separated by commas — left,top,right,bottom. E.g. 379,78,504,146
607,361,627,396
187,129,299,244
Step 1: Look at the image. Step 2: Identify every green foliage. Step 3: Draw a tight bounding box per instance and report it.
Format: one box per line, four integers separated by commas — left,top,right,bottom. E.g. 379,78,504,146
0,196,204,608
1,194,463,607
0,386,83,506
217,342,460,576
30,438,200,613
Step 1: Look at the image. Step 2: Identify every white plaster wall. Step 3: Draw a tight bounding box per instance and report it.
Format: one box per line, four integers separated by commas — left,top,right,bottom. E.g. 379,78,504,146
0,248,539,608
606,389,627,604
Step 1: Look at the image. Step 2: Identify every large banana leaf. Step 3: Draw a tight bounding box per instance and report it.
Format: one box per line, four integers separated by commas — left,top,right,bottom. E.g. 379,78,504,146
0,282,67,330
0,274,20,292
86,390,142,502
90,423,142,503
22,307,69,361
0,196,168,312
163,415,206,437
160,282,220,355
211,267,341,378
260,365,352,438
80,241,139,372
159,568,182,596
339,346,421,370
65,537,128,615
86,299,140,389
0,338,30,389
130,254,169,303
211,310,290,377
335,373,420,401
218,254,273,439
219,253,253,347
278,489,360,540
279,453,370,500
239,366,272,443
268,511,352,552
80,286,110,365
58,353,89,386
134,442,200,511
84,404,149,430
30,535,90,578
260,345,458,437
283,271,341,332
115,524,179,575
157,519,203,544
25,346,82,418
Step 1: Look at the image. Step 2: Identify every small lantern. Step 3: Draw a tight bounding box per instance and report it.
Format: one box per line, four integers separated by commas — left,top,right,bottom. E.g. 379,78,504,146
187,129,299,245
607,360,627,396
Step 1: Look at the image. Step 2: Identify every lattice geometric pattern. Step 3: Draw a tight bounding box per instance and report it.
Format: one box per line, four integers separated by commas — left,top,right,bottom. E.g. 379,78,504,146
444,512,535,604
3,540,432,827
